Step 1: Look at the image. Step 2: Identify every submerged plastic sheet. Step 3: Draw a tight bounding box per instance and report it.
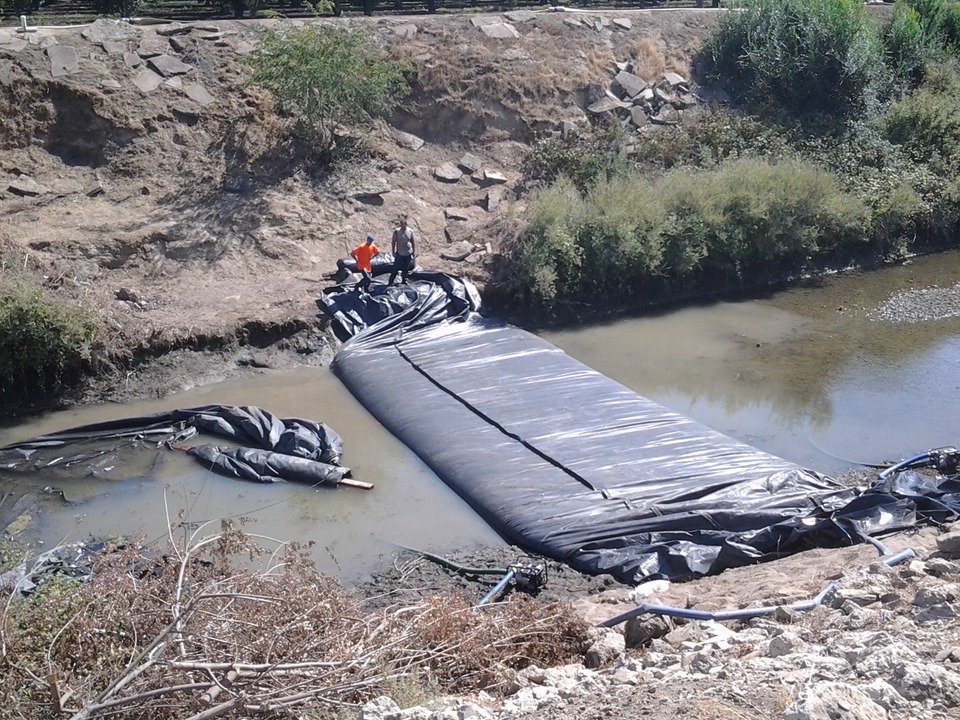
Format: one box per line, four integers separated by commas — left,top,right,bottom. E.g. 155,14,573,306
326,276,960,584
0,405,349,486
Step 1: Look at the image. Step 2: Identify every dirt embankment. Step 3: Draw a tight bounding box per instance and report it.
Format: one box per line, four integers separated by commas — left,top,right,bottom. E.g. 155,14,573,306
0,9,721,408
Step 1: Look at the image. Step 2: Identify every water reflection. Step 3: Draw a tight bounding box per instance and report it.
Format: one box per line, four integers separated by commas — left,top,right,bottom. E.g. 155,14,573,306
541,252,960,474
0,367,504,582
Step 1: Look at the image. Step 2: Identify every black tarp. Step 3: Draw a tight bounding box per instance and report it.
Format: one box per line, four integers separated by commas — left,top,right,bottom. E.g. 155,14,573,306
0,405,350,486
322,273,960,584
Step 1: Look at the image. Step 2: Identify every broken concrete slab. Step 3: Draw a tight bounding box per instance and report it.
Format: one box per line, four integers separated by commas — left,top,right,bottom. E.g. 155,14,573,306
169,36,191,54
100,78,122,91
137,35,168,58
651,104,681,125
343,178,392,199
393,129,424,151
81,18,141,44
588,96,629,114
444,207,473,221
480,23,520,40
48,45,79,78
614,70,646,99
124,52,142,67
480,169,508,185
392,23,417,39
172,103,202,122
101,40,126,55
9,175,50,196
133,68,164,93
444,223,473,244
434,163,463,183
1,38,29,54
441,241,474,262
504,10,536,22
458,153,482,174
183,82,214,107
163,76,183,90
48,178,84,195
663,71,689,88
629,106,649,127
485,189,501,212
148,54,193,77
155,24,193,37
613,17,632,30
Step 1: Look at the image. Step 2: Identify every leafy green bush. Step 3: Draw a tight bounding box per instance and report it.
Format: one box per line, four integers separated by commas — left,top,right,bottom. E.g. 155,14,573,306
883,62,960,166
630,110,793,172
0,279,101,402
245,25,409,157
507,159,870,307
509,176,585,303
522,125,629,194
705,0,886,120
883,0,960,88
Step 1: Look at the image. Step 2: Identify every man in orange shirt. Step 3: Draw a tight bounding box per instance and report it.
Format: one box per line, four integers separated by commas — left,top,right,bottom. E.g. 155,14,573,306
351,235,380,292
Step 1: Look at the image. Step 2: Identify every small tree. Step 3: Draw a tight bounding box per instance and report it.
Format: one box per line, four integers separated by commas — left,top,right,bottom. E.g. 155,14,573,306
245,25,409,158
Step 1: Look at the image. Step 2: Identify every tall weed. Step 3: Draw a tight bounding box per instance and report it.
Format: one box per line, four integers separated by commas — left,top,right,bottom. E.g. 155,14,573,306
509,159,870,307
706,0,886,121
0,277,101,403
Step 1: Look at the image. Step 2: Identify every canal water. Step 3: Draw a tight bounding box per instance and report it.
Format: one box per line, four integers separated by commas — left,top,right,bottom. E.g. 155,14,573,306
541,251,960,474
2,251,959,581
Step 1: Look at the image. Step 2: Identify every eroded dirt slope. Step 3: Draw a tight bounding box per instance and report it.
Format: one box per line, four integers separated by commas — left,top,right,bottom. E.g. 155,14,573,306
0,10,719,365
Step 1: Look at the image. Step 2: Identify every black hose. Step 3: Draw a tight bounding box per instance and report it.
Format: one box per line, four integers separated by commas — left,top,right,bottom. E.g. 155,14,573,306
397,545,509,576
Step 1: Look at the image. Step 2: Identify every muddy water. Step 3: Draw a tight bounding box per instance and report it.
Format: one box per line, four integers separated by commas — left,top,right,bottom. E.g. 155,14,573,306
4,252,960,581
542,251,960,475
0,369,504,582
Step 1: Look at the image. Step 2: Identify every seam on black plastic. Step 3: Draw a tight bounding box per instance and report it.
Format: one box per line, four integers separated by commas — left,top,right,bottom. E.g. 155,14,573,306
394,342,601,494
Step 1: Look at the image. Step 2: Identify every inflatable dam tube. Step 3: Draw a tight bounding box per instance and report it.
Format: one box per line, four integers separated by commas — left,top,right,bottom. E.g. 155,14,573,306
325,275,955,585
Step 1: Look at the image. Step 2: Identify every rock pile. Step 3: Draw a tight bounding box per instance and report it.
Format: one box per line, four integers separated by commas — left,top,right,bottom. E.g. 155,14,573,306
356,530,960,720
586,62,730,130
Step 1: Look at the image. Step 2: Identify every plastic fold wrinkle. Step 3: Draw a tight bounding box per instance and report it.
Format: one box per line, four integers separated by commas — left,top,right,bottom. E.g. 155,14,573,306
0,405,350,486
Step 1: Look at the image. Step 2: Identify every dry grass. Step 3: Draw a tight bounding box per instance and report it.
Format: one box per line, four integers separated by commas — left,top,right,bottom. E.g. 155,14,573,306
0,521,588,719
625,37,667,83
693,699,766,720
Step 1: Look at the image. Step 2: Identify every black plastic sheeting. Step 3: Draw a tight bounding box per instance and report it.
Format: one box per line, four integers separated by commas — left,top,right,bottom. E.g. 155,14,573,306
0,405,350,486
335,253,423,281
324,273,960,584
319,271,481,341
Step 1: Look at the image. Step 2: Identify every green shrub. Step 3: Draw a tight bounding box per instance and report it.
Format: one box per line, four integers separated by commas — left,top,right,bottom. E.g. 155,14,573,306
631,110,793,172
705,0,886,120
508,158,870,307
0,279,101,402
509,176,585,303
522,125,629,194
245,25,409,157
884,1,933,88
578,175,667,299
883,62,960,166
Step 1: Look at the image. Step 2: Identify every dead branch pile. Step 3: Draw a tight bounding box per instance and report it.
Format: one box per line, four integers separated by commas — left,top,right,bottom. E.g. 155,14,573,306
0,521,588,720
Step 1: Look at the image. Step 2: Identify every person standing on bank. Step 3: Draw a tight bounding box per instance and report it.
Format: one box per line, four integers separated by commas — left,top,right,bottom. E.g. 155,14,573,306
388,216,416,286
351,235,380,292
